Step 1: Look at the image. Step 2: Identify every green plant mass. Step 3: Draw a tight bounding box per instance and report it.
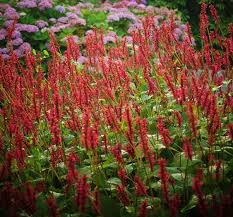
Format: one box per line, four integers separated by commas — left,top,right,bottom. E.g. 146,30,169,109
0,1,233,217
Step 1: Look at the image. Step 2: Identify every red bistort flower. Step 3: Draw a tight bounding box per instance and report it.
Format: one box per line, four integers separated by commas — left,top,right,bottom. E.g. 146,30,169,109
158,158,170,203
117,185,130,206
138,199,148,217
134,175,147,196
75,175,90,213
47,195,60,217
157,116,173,148
183,138,193,160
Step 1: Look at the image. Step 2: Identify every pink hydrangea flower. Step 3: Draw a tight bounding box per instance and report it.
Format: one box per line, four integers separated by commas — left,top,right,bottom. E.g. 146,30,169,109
17,0,37,9
36,20,49,29
4,7,20,20
16,24,39,33
12,38,23,46
38,0,53,10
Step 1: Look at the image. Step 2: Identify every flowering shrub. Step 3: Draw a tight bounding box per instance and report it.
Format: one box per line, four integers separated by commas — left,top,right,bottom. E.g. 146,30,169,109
0,2,233,217
0,0,188,59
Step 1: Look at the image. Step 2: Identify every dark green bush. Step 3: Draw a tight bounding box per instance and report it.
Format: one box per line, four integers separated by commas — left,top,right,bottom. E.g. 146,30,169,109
148,0,233,44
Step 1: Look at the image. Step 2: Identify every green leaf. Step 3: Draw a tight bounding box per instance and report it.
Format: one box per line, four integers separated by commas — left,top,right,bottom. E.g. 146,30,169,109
107,177,122,186
32,31,49,41
100,194,121,217
93,172,106,188
79,165,92,175
181,195,198,213
102,156,118,169
34,194,48,217
43,50,49,57
171,173,183,182
125,163,134,173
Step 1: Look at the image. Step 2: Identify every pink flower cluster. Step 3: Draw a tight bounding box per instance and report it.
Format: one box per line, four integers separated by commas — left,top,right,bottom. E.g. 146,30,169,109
17,0,53,10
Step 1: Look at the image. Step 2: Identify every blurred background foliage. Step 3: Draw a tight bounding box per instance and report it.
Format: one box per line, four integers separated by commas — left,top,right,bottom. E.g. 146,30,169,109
59,0,233,40
147,0,233,37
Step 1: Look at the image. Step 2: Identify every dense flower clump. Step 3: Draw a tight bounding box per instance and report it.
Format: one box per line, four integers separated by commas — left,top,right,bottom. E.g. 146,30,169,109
0,0,189,59
0,1,233,217
17,0,53,10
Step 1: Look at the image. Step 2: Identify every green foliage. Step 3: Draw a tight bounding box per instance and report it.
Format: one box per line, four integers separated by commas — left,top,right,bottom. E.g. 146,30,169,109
82,9,108,30
1,1,233,217
109,20,131,37
148,0,233,45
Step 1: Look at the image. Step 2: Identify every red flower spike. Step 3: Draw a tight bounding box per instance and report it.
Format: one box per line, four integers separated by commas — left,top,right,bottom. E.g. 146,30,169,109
227,123,233,140
173,111,183,128
169,193,181,217
66,36,80,61
23,183,37,215
111,144,124,164
81,110,91,150
215,160,222,181
125,143,135,159
185,103,198,138
47,196,60,217
117,185,130,206
157,116,173,148
158,158,170,203
35,181,45,193
183,138,193,160
118,168,128,186
92,187,101,214
209,5,219,24
138,199,148,217
75,175,90,213
124,105,134,144
66,153,80,171
134,176,147,196
137,118,155,169
192,170,208,217
137,118,150,153
199,3,209,43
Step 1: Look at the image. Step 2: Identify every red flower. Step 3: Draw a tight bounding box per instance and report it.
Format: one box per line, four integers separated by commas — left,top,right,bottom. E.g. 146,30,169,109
117,185,130,206
157,116,173,148
111,144,124,164
158,158,170,203
183,138,193,160
137,118,155,170
173,111,183,127
66,153,80,171
134,176,147,196
215,160,222,181
50,147,64,168
47,196,60,217
138,199,148,217
66,36,80,61
199,3,209,42
186,103,198,138
35,181,45,193
124,106,134,144
209,5,219,24
169,193,181,217
118,168,127,186
227,123,233,140
66,169,79,186
125,143,135,159
81,111,99,150
192,170,207,217
137,118,149,155
75,175,90,213
23,183,36,215
92,187,101,214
